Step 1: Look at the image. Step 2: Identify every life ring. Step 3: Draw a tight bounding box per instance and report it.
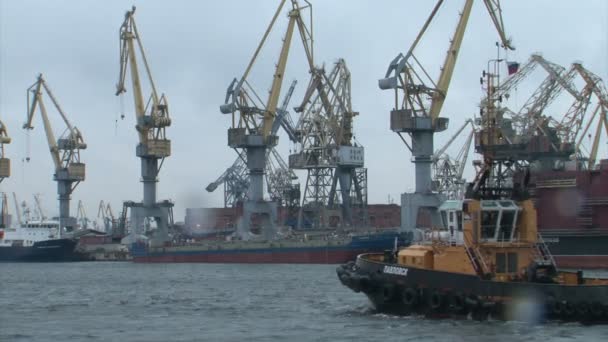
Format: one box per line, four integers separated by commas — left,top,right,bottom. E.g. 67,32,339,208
465,294,479,310
430,291,444,311
382,284,395,302
551,300,564,316
576,301,590,317
590,302,604,318
359,276,372,292
449,293,466,314
563,301,576,317
472,307,489,321
401,287,418,307
339,273,350,286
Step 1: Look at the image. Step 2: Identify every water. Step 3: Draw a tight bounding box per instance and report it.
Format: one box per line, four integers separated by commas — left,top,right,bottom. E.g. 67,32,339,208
1,262,608,342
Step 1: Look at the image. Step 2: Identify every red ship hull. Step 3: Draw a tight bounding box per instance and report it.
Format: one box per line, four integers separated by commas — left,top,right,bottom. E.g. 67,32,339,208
534,162,608,269
554,255,608,269
133,249,364,264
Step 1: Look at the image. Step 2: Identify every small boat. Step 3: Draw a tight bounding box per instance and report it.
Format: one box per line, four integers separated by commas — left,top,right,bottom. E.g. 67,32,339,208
337,198,608,323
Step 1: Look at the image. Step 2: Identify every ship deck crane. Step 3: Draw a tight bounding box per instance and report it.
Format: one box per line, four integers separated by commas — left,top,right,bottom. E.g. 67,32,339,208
116,7,173,245
378,0,513,231
0,120,10,183
12,193,22,225
24,74,86,236
219,0,314,238
33,194,46,221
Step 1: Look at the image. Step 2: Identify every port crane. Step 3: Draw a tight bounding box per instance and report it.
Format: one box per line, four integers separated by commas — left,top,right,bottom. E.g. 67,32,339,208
432,119,475,200
116,7,173,245
24,74,86,236
219,0,314,238
571,64,608,169
76,200,89,229
0,120,10,184
208,80,300,209
289,59,367,229
97,200,116,234
378,0,513,232
474,56,607,197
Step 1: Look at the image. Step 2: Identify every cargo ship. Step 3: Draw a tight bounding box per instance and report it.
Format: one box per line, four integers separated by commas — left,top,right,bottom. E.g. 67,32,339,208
337,198,608,323
130,230,410,264
532,160,608,269
0,219,79,262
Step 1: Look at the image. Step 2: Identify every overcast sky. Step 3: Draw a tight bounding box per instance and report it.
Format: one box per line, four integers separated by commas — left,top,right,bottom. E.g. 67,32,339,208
1,0,606,223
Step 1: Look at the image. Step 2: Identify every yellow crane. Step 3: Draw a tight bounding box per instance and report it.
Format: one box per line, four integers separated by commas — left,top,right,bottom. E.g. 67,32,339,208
220,0,314,237
573,64,608,169
378,0,513,231
24,74,86,236
115,7,173,245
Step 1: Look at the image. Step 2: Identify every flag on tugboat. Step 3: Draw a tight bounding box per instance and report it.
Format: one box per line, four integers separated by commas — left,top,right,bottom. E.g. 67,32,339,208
507,61,520,75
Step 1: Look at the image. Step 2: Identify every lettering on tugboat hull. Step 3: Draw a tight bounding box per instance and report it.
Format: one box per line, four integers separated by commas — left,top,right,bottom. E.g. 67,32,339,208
383,265,409,276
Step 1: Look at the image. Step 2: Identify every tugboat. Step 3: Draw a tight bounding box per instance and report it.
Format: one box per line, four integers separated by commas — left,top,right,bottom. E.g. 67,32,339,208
337,198,608,322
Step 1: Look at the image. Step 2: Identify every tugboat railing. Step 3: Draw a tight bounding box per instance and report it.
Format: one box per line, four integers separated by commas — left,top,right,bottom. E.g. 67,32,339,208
536,233,557,268
463,236,490,276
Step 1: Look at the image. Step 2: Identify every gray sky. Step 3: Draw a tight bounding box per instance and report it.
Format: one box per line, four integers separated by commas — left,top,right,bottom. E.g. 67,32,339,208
1,0,607,223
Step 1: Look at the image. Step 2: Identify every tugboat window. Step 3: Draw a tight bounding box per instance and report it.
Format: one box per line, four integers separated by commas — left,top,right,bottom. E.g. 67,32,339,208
481,210,499,239
457,212,463,231
498,210,515,242
508,253,518,273
496,253,506,273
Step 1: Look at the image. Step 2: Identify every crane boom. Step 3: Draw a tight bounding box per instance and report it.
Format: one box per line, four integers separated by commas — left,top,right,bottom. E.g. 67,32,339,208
262,11,297,138
428,0,474,120
12,193,21,225
116,6,171,150
430,0,514,120
24,74,86,236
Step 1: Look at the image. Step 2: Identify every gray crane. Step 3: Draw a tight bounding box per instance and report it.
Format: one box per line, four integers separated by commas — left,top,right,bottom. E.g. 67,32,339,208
208,80,299,209
289,59,367,229
24,74,86,236
219,0,313,239
378,0,513,231
116,7,174,246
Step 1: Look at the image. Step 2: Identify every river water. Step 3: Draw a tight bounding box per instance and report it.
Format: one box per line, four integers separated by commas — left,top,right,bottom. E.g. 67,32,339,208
1,262,607,341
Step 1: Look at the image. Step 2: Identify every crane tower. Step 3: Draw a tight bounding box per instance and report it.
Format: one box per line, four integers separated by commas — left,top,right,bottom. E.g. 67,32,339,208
378,0,513,233
219,0,314,239
289,59,367,229
24,74,86,236
116,7,174,246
